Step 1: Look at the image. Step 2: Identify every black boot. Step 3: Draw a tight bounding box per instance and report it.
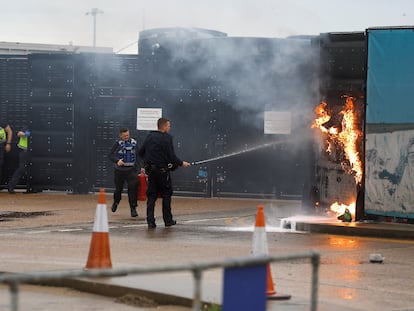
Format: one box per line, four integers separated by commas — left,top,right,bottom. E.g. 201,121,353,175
165,220,177,227
130,206,138,217
111,202,118,213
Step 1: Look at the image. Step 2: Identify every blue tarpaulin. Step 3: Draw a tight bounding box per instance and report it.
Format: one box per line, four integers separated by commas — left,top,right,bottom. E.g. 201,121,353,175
367,29,414,123
365,28,414,219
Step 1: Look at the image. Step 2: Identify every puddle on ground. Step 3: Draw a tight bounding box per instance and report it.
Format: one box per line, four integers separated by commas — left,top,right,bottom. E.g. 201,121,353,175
0,211,54,221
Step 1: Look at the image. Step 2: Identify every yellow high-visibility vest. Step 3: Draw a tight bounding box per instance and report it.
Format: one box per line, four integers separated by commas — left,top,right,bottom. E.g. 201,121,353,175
18,135,28,150
0,127,5,143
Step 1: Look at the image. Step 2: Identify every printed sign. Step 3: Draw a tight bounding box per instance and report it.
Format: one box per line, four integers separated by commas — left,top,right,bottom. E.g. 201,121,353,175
264,111,291,134
136,108,162,131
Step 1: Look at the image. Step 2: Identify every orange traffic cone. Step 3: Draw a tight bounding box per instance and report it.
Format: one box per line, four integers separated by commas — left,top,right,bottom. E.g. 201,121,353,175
252,205,291,300
85,189,112,269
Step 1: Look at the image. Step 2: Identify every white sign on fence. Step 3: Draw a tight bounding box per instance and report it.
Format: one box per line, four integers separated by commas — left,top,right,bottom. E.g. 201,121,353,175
136,108,162,131
264,111,291,134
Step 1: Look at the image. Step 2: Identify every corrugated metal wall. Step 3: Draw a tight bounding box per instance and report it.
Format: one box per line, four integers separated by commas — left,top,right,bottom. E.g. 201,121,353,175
28,54,75,192
0,55,30,185
1,32,318,200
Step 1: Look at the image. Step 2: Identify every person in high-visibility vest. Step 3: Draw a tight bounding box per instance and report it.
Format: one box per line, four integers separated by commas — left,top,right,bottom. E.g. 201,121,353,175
0,118,13,188
7,128,30,194
108,127,144,217
337,208,352,222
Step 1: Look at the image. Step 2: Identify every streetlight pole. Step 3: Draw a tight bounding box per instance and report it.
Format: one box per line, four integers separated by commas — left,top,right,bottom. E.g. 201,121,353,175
85,8,104,48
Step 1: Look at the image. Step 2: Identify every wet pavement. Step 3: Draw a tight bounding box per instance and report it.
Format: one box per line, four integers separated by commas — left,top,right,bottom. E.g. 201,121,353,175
1,191,414,310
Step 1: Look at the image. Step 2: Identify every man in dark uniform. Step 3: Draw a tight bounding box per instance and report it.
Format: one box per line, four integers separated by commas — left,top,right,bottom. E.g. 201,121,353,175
138,118,190,229
108,127,141,217
0,118,12,188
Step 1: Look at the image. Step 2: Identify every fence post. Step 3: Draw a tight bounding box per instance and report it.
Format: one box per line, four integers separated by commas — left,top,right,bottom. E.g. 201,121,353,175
192,268,202,311
311,252,320,311
10,281,19,311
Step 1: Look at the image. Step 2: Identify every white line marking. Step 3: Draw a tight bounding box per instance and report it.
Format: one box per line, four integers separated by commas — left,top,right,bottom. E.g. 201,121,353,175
58,228,83,232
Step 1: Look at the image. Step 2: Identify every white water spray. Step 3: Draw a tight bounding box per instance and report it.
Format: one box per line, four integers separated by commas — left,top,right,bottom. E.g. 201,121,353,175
191,139,298,165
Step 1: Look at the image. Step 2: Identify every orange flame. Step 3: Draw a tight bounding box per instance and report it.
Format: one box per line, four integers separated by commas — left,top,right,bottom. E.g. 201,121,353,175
311,101,330,133
312,97,363,220
338,97,363,183
330,201,356,217
312,97,363,183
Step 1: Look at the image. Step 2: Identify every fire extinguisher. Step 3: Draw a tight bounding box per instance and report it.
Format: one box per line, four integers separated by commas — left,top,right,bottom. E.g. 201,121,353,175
138,173,147,201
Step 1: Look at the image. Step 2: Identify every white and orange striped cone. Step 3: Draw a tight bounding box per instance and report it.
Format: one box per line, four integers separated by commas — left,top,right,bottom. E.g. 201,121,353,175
252,205,291,300
85,189,112,269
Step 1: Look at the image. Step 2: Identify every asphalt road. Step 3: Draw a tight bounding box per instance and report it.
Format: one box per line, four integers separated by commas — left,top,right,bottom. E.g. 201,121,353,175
1,191,414,310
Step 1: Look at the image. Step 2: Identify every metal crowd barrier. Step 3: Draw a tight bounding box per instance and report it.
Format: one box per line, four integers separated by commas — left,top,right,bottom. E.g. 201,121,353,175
0,251,320,311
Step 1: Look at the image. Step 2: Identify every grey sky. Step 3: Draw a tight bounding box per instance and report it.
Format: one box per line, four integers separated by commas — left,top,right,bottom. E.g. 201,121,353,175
2,0,413,53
